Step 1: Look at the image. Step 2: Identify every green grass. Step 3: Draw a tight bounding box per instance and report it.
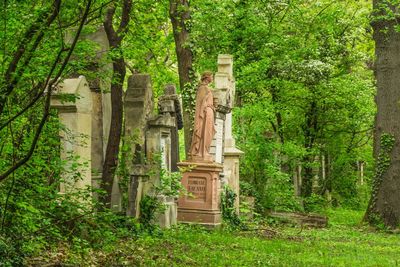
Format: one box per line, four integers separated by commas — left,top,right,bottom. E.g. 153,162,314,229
31,208,400,266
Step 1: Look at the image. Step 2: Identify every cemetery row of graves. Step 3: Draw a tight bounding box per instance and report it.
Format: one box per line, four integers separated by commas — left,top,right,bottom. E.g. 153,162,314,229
4,0,400,265
52,29,241,228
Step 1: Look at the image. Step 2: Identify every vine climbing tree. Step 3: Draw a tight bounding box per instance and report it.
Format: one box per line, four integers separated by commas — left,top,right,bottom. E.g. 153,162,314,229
365,0,400,228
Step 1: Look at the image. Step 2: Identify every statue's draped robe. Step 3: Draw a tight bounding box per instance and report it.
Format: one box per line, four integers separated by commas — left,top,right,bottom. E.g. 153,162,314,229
189,82,216,161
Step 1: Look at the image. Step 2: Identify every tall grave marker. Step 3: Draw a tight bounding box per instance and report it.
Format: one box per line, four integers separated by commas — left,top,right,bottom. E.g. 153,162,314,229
51,77,93,194
124,74,154,217
218,55,243,212
177,72,223,227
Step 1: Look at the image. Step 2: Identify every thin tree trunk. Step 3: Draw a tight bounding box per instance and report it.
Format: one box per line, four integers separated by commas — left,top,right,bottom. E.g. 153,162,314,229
169,0,195,156
101,0,132,207
301,100,318,198
364,0,400,227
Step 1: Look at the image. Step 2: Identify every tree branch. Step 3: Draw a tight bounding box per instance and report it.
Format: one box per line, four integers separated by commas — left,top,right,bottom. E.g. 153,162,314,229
0,0,62,116
0,0,92,183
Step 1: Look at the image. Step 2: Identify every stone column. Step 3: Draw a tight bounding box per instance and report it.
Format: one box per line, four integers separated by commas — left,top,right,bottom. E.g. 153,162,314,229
124,74,154,217
51,76,93,195
210,90,231,165
217,54,243,212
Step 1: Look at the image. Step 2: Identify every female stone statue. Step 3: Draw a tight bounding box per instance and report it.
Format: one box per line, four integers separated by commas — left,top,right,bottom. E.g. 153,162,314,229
189,71,216,162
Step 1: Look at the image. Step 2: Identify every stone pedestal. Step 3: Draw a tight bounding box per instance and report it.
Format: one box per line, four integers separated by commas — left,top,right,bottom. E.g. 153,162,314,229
223,148,243,210
177,161,223,226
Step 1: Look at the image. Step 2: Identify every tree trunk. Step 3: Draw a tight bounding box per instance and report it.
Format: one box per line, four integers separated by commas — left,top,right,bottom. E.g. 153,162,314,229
101,1,132,207
364,0,400,228
301,100,318,198
301,156,314,198
169,0,195,156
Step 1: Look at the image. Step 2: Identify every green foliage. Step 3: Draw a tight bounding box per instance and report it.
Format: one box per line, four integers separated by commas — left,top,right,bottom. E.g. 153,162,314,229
303,193,328,213
0,115,138,265
123,0,177,97
366,133,396,225
0,0,382,263
139,195,161,232
264,167,303,212
221,186,242,228
37,209,400,266
191,0,375,211
156,167,184,198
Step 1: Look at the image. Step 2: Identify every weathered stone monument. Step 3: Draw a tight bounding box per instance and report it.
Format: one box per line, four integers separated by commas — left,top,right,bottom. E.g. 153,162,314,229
177,55,243,225
124,75,181,228
53,27,112,198
82,27,114,207
217,55,243,212
124,74,154,217
145,85,183,228
178,72,224,226
159,84,184,172
51,76,93,194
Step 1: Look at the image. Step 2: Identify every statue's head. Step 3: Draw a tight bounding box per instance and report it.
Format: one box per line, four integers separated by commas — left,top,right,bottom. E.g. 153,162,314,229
201,71,213,84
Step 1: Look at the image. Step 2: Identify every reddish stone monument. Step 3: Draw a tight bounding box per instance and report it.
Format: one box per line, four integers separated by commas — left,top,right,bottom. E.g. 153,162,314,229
177,72,223,226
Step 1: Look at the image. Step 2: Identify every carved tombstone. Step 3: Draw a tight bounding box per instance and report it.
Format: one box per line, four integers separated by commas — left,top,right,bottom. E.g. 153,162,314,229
210,77,231,165
51,76,93,195
178,72,223,227
64,26,113,201
124,74,154,217
124,78,180,228
145,85,182,228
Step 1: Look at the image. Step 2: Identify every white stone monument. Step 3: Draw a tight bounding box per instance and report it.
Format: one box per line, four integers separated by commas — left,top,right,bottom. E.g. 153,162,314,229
51,76,93,194
216,54,243,212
